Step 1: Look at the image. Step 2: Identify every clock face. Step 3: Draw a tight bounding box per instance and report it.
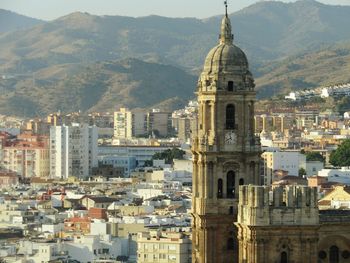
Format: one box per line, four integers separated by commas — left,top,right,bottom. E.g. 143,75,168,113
225,131,237,145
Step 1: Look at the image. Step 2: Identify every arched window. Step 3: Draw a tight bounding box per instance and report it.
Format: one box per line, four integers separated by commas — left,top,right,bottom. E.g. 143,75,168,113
330,246,339,263
239,178,244,185
218,179,223,198
229,206,234,215
227,171,235,199
280,251,288,263
227,238,234,250
208,162,214,198
226,104,235,129
228,81,234,91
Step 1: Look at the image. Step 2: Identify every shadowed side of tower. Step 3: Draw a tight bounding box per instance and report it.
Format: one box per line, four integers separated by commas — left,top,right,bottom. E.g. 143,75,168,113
191,8,261,263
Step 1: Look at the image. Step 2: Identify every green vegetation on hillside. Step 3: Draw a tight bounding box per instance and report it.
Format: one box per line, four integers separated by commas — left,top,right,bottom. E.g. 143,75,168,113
0,59,196,116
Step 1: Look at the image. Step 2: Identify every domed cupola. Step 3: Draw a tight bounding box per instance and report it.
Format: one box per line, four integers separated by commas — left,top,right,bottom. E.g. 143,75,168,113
198,10,254,92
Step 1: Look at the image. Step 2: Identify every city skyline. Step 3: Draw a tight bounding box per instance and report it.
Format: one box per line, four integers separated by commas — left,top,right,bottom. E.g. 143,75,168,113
1,0,350,20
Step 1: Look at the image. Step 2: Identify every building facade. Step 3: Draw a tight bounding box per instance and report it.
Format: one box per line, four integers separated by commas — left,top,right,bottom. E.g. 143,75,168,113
50,123,98,179
191,10,261,263
262,150,306,185
236,185,350,263
236,185,320,263
114,108,172,139
1,132,50,178
137,231,191,263
114,108,134,139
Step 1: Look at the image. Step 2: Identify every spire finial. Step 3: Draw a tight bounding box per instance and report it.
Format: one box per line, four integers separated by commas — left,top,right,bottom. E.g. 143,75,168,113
220,1,233,44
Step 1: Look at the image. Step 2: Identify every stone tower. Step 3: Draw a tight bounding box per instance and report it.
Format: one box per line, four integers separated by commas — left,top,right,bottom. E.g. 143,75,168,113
191,8,261,263
236,185,319,263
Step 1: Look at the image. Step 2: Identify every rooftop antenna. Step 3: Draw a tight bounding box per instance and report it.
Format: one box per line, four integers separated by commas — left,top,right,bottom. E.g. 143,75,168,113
224,0,228,16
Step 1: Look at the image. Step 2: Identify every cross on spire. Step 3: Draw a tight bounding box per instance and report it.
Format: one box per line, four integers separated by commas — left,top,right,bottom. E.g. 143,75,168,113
224,1,228,16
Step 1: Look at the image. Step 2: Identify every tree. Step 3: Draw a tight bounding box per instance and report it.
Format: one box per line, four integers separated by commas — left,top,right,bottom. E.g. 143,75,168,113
298,167,307,177
329,139,350,167
305,152,324,162
155,148,185,163
149,147,186,165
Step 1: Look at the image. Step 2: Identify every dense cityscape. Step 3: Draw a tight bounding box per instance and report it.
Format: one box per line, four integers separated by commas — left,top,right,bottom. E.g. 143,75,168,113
1,1,350,263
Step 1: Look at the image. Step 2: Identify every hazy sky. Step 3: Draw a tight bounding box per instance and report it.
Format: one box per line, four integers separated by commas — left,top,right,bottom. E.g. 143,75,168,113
1,0,350,20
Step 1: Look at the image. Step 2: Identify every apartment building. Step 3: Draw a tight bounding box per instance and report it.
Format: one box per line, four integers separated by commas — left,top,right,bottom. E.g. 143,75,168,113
262,149,306,185
114,108,171,139
50,123,98,179
137,231,191,263
1,132,50,178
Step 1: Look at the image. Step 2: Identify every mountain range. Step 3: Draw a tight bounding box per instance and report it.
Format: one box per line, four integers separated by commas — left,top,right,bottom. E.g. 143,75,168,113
0,9,43,33
1,0,350,116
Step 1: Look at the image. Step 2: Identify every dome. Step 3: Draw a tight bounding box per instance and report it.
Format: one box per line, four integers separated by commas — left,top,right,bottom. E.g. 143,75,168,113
202,14,249,74
203,44,248,73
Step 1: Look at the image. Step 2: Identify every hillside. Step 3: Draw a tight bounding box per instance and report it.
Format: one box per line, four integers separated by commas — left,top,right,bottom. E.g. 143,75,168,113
0,59,196,116
1,0,350,116
255,42,350,97
2,0,350,73
0,9,44,33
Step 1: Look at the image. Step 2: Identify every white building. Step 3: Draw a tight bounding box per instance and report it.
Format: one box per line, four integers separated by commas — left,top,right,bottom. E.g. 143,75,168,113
305,161,324,177
318,167,350,185
50,123,98,179
64,235,124,262
114,108,133,139
262,150,306,185
344,111,350,119
98,145,172,167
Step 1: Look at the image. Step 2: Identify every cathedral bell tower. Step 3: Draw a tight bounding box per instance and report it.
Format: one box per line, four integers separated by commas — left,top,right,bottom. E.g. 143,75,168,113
191,5,261,263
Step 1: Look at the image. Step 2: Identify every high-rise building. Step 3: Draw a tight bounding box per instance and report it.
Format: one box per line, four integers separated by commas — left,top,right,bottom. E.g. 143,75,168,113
114,108,133,139
147,109,172,138
50,123,98,179
113,108,171,139
177,117,197,143
113,108,148,139
191,7,261,263
1,132,50,178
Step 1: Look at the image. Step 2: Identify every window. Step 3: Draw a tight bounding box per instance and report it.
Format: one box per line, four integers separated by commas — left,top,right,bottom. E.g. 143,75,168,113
229,206,234,215
330,246,339,263
226,105,235,129
280,251,288,263
227,171,235,199
218,179,223,198
228,81,234,91
227,238,234,250
318,251,327,259
239,178,244,186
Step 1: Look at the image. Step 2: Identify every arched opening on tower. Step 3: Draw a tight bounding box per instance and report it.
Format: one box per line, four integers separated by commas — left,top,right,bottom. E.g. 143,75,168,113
228,81,234,91
227,238,234,250
226,104,235,129
330,245,339,263
250,161,256,184
280,251,288,263
217,178,223,198
239,178,244,185
208,162,214,198
227,171,235,198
